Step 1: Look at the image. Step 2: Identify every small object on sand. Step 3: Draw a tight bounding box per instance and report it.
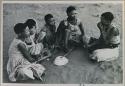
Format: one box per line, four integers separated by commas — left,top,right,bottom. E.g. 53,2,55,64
54,56,69,66
54,48,74,66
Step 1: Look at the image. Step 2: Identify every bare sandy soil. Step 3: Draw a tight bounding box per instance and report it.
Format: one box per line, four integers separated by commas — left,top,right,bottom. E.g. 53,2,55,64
3,3,123,84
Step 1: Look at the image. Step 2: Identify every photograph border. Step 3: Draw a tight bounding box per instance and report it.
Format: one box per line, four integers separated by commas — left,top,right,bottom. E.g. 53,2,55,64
0,0,124,86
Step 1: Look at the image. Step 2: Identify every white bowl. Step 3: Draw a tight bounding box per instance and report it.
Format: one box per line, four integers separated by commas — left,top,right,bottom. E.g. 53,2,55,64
54,56,69,66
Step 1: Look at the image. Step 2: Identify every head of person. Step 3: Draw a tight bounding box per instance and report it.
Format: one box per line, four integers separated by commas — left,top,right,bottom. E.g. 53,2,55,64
66,6,78,20
101,12,114,26
14,23,30,38
44,14,55,26
25,19,37,35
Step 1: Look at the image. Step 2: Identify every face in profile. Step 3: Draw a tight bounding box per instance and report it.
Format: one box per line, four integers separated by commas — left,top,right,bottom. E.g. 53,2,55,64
47,17,55,26
22,26,30,38
67,10,78,20
29,25,37,35
101,16,112,26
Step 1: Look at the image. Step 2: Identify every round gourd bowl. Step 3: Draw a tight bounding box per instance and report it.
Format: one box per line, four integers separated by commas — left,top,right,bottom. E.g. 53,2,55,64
54,56,69,66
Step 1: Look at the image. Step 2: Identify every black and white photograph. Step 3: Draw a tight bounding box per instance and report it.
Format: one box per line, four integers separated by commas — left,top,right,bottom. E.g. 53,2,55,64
1,1,124,85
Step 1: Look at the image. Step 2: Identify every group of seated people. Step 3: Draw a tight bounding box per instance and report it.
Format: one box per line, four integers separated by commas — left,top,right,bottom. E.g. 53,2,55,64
7,6,120,82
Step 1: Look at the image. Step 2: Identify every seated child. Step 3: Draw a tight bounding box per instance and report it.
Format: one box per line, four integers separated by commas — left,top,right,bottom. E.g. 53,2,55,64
37,14,56,51
88,12,120,62
25,19,50,58
56,6,87,52
7,23,45,82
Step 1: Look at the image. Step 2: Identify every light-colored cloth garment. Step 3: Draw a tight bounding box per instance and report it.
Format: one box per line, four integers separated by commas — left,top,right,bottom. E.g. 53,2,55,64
7,38,45,82
26,34,44,55
90,47,119,62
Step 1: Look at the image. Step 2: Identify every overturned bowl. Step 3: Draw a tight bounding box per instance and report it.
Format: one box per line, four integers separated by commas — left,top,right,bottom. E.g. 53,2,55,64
54,56,69,66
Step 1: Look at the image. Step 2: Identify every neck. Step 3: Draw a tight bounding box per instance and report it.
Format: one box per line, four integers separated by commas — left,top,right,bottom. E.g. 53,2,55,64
67,17,77,25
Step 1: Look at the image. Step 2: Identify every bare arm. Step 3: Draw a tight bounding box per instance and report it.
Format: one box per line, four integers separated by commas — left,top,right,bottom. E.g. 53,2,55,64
56,21,65,37
18,43,35,63
56,21,66,44
87,23,102,47
65,29,70,48
79,22,85,36
36,27,46,43
97,22,103,41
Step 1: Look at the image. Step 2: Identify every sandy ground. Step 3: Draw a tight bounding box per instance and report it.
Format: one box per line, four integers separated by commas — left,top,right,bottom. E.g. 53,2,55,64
3,3,123,84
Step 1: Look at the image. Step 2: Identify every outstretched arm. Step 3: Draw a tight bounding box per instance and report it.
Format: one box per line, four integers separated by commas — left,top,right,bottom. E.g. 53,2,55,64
88,22,102,47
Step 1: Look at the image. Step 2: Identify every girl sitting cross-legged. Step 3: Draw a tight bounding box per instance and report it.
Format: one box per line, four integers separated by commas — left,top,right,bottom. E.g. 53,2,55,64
7,23,45,82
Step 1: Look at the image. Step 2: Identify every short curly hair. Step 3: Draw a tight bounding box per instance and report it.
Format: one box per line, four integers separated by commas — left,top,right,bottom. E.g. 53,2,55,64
101,12,114,21
44,14,53,22
25,19,36,29
66,6,76,14
14,23,27,34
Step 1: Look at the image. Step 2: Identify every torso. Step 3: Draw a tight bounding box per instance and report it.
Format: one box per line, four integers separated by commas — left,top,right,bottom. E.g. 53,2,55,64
98,22,120,45
63,18,82,42
43,24,56,45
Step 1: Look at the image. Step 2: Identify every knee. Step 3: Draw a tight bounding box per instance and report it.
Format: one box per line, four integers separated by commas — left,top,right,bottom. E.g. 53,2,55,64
17,68,35,80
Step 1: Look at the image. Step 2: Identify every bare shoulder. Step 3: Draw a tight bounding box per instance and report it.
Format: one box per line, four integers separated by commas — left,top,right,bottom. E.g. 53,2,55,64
62,19,68,26
110,25,119,35
77,18,82,25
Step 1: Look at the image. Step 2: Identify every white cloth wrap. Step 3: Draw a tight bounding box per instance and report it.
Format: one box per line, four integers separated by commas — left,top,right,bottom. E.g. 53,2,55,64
91,47,119,62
